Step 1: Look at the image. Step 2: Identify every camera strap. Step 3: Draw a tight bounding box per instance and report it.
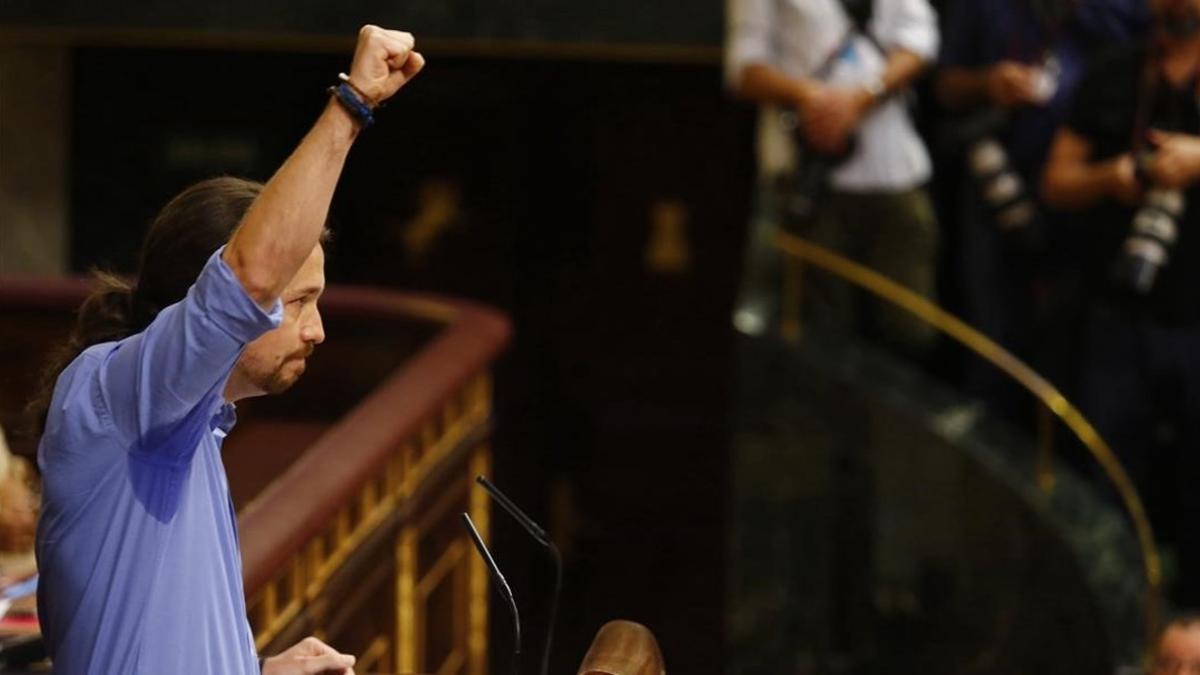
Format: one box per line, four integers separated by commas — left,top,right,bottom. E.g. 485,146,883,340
806,0,880,82
1010,0,1077,61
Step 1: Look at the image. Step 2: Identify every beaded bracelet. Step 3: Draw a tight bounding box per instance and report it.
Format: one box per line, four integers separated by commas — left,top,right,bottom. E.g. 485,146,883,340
327,81,375,128
337,72,374,104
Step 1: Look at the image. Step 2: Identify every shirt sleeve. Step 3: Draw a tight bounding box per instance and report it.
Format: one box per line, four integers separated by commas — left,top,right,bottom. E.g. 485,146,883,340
1075,0,1150,49
101,245,282,460
725,0,777,89
1064,46,1138,147
874,0,939,62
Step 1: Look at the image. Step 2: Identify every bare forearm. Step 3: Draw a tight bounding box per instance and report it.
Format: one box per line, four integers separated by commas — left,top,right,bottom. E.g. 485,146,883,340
881,49,927,97
734,63,814,109
222,25,425,306
225,100,358,305
935,67,990,110
1042,158,1125,209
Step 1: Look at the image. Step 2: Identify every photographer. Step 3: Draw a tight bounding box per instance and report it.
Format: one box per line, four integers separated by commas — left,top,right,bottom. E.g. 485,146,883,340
726,0,939,354
1042,0,1200,608
936,0,1146,415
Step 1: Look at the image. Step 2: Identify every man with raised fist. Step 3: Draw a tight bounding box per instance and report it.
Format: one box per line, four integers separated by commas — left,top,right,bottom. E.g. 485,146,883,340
30,26,424,674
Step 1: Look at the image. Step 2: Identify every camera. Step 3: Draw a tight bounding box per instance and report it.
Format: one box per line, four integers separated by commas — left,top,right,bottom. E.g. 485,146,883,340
1111,177,1184,295
968,137,1039,231
955,112,1046,254
775,110,855,231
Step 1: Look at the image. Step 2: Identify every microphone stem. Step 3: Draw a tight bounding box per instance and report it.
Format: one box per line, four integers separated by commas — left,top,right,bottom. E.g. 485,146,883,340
540,542,563,675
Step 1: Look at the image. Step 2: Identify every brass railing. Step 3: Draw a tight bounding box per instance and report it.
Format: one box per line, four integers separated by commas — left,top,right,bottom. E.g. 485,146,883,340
774,231,1163,649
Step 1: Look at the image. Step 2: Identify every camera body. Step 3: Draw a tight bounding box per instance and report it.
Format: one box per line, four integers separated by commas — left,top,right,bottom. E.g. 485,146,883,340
775,109,857,231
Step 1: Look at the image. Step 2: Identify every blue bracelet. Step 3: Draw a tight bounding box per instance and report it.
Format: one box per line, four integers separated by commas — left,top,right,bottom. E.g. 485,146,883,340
328,82,375,128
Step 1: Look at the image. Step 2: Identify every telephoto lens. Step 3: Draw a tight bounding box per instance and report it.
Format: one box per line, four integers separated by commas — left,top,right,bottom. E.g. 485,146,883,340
969,138,1038,230
967,137,1045,254
1113,188,1184,294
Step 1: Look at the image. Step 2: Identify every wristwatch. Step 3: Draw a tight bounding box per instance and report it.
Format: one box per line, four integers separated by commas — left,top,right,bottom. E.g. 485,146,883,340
862,75,886,104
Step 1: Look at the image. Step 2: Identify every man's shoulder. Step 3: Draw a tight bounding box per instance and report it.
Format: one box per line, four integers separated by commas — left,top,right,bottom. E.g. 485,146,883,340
1069,41,1144,132
47,342,122,429
61,342,120,383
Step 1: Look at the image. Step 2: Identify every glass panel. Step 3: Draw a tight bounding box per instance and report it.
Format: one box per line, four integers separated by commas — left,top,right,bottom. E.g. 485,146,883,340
729,241,1151,674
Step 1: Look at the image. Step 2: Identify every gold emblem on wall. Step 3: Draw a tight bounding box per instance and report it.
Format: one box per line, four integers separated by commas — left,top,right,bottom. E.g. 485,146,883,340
399,178,464,267
645,199,691,276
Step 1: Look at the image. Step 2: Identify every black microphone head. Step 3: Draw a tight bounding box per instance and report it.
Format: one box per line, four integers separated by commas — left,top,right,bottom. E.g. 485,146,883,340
475,475,553,547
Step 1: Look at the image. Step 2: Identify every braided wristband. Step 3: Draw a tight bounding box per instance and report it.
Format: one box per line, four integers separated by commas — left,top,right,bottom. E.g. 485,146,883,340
328,82,375,128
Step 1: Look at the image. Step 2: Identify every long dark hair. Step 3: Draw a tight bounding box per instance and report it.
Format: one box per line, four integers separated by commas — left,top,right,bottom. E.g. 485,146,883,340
28,176,265,434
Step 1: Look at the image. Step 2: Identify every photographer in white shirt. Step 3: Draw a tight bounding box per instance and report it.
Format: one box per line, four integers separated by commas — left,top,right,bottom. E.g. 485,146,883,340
727,0,940,353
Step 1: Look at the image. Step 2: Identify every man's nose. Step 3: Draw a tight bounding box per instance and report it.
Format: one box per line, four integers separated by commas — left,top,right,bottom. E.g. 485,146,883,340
302,308,326,345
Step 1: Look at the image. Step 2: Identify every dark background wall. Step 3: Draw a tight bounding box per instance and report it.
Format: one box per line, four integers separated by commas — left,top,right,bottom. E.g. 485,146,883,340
0,1,723,47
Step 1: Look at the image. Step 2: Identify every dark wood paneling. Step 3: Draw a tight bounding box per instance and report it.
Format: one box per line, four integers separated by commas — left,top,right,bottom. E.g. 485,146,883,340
0,1,723,50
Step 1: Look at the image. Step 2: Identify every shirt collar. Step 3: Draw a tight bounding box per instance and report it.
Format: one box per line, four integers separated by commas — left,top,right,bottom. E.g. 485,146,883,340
211,400,238,439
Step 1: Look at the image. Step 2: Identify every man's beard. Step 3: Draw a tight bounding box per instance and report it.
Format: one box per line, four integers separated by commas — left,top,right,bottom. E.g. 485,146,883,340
256,351,311,395
259,367,299,396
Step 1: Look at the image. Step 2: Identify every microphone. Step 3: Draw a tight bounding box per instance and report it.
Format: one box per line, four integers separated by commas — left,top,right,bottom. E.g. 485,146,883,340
474,475,563,675
475,475,551,546
460,512,522,667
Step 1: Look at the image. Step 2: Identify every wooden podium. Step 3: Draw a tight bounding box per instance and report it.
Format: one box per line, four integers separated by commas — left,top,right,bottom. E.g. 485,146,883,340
577,621,665,675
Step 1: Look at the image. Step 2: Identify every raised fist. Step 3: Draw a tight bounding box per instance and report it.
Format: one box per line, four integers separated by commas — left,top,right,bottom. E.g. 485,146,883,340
346,25,425,107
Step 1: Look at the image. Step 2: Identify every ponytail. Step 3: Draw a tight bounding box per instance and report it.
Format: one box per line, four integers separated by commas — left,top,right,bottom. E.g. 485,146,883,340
26,271,140,435
75,272,138,348
26,176,267,437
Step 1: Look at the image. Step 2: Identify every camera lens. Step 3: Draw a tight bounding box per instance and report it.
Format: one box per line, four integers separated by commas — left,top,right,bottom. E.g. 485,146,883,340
1113,188,1184,294
968,137,1038,233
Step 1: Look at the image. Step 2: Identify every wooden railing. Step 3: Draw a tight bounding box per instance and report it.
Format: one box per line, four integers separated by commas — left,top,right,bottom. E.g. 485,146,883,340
0,277,511,675
238,286,510,674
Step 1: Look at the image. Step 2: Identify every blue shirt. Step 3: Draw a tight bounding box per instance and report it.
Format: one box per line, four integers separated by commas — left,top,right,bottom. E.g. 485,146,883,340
940,0,1148,176
36,247,282,674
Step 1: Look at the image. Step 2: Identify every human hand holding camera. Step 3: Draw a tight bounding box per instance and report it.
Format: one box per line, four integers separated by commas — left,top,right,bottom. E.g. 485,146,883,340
1104,153,1144,206
800,83,871,156
986,61,1041,108
1144,129,1200,190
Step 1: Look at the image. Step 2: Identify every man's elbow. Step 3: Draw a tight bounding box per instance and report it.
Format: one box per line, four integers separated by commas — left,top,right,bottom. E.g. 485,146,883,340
726,63,758,101
933,69,970,110
729,79,754,102
222,245,279,307
1040,168,1075,211
932,75,954,109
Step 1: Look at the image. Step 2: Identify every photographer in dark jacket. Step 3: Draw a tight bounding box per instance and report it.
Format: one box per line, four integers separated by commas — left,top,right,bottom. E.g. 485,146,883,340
1043,0,1200,607
936,0,1146,416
